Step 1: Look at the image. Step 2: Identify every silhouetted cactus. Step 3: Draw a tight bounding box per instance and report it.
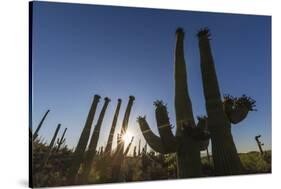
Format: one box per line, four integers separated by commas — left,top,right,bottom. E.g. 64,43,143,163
82,97,110,182
138,28,209,178
112,96,135,181
255,135,264,155
67,95,100,183
33,110,50,141
197,28,255,175
56,128,67,152
124,136,134,156
133,146,137,157
138,139,141,156
105,99,122,154
40,123,61,169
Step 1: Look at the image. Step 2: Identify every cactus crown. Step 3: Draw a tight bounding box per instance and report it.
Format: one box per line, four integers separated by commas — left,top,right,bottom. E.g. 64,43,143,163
104,97,111,102
129,95,135,101
153,100,167,109
176,27,185,37
223,94,257,111
137,116,146,123
197,27,211,39
94,94,101,99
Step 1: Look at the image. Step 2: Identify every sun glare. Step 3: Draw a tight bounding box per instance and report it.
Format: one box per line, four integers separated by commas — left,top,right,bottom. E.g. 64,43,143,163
122,131,133,145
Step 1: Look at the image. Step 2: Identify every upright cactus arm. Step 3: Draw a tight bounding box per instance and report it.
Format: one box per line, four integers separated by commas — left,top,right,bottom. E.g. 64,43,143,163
124,136,134,156
223,94,256,124
174,28,196,136
154,100,178,151
137,116,166,154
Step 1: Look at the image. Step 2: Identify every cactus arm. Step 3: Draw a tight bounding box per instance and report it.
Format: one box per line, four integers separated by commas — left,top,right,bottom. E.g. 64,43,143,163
174,28,196,136
198,28,243,175
223,95,256,124
137,116,166,154
154,100,178,152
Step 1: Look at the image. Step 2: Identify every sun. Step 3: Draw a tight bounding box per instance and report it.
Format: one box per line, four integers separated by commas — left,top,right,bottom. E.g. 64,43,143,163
122,131,133,145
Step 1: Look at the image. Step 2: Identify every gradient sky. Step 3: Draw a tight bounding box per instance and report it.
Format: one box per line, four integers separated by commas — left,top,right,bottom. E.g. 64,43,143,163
31,1,271,154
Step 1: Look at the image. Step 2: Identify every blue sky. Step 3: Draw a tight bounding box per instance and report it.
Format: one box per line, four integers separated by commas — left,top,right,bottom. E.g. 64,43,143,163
31,1,271,154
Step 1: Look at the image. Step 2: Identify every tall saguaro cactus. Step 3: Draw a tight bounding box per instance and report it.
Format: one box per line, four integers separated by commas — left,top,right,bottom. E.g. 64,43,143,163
197,28,256,175
82,97,111,181
67,95,101,183
112,96,135,181
138,28,209,178
33,109,50,141
105,99,122,154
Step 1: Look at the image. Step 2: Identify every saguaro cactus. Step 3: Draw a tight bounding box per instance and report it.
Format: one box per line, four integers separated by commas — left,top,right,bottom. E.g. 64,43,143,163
41,123,61,169
197,28,255,175
82,97,110,181
33,110,50,141
255,135,264,155
138,28,209,178
56,127,67,152
111,96,135,181
105,99,122,154
67,95,100,183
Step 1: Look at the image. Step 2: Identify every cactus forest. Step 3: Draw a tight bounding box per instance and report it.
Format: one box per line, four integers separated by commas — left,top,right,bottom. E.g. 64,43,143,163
31,26,271,187
30,1,273,187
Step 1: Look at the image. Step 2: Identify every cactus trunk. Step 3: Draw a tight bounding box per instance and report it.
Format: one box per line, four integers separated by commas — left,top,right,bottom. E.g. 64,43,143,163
198,29,243,175
105,99,122,154
174,29,201,178
67,95,100,183
82,97,110,182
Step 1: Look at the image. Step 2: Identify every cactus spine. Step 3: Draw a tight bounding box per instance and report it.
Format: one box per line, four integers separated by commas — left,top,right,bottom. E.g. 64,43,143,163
105,99,122,154
138,28,209,178
33,109,50,141
82,97,111,181
67,95,100,183
198,28,243,175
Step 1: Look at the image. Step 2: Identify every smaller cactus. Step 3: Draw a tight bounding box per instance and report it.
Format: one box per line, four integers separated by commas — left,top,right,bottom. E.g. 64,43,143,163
56,128,67,152
40,123,61,169
33,110,50,141
255,135,264,155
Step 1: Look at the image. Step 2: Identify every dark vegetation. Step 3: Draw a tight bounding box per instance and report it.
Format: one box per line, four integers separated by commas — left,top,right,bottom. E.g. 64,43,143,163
30,28,271,187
